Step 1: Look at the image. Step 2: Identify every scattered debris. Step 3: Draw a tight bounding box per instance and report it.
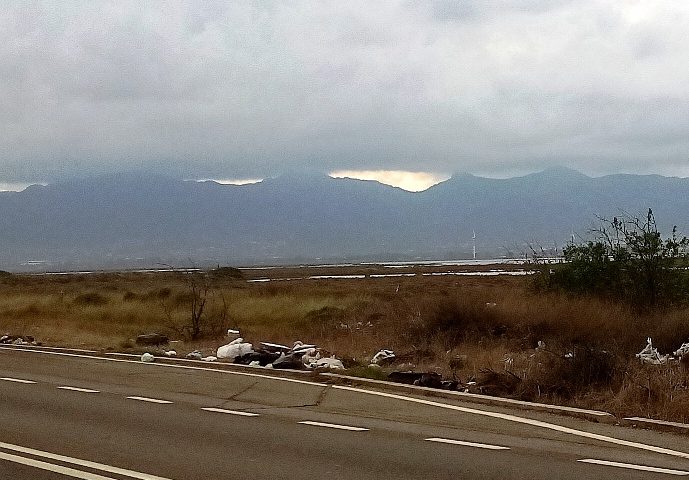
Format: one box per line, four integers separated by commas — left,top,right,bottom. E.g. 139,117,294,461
272,352,304,369
475,368,522,396
636,338,670,365
227,329,241,336
186,350,203,360
217,338,254,360
235,351,280,366
387,371,456,389
371,349,395,365
0,335,36,345
674,341,689,358
135,333,169,346
485,302,497,308
259,342,291,353
140,353,155,363
163,350,177,357
310,357,345,370
202,356,217,362
301,348,320,367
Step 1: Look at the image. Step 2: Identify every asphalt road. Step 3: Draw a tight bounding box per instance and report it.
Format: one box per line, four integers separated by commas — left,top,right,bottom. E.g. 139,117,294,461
1,345,688,479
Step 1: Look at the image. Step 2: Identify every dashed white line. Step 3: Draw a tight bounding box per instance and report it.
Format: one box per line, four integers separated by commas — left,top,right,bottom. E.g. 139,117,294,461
298,421,368,432
578,459,689,476
57,386,100,393
201,407,259,417
425,438,510,450
333,385,689,460
0,377,36,384
4,346,689,461
126,396,173,404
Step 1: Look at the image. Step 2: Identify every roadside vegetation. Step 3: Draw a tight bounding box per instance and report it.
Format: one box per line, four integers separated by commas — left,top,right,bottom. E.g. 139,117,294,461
0,243,688,423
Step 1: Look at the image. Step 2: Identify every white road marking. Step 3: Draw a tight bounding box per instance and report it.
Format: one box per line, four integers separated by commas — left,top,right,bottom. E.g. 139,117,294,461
6,344,98,353
0,451,115,480
578,459,689,476
332,385,689,460
298,421,368,431
201,407,259,417
58,386,100,393
0,377,36,384
126,396,173,404
0,346,320,386
425,437,510,450
0,440,173,480
4,346,689,461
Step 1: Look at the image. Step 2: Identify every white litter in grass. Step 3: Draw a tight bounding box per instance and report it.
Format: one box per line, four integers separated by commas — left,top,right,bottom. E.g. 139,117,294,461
674,342,689,358
312,357,345,370
302,348,320,367
260,341,290,351
371,349,395,364
249,361,261,367
227,329,240,336
163,350,177,357
186,350,203,360
636,338,669,365
292,343,317,354
202,356,217,362
140,353,154,363
216,338,254,360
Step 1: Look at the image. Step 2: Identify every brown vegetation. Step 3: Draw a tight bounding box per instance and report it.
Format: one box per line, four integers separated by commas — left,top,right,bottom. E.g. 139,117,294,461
0,265,687,422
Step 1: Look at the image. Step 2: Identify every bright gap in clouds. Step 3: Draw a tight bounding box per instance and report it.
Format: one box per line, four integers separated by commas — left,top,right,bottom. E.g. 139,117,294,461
0,182,38,192
196,178,263,186
330,170,450,192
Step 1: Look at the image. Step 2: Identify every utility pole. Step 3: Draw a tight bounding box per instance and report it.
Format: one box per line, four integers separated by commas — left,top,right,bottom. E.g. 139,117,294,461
472,230,476,260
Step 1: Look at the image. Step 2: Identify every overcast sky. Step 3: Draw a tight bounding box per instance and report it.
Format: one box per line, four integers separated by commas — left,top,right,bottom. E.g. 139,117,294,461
3,0,689,187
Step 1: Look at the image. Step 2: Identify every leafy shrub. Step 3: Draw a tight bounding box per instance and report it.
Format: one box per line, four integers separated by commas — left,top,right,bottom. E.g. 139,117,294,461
538,210,689,309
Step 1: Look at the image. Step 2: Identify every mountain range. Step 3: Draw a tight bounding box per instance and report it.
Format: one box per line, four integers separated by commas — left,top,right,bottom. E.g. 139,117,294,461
2,167,689,271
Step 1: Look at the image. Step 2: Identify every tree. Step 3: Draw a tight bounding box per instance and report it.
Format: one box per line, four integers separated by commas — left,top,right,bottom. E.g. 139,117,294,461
540,209,689,308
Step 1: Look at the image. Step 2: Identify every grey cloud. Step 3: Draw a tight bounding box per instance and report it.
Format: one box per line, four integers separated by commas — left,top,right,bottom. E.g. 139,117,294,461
1,1,689,183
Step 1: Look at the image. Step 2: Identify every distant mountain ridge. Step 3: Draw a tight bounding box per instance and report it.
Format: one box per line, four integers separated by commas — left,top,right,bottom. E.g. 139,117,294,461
2,169,689,270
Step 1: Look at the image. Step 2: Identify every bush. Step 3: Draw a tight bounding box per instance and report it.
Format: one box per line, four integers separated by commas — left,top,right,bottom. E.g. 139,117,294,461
539,210,689,309
73,292,109,305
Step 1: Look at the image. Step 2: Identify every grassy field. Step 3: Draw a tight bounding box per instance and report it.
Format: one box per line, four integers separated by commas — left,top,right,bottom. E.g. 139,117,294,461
1,264,688,423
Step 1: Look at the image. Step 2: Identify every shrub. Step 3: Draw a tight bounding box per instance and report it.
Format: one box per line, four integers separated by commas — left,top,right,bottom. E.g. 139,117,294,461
73,292,109,305
539,210,689,309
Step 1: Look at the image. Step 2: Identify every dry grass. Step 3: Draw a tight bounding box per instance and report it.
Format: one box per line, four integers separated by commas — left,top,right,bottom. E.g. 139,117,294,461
1,267,688,422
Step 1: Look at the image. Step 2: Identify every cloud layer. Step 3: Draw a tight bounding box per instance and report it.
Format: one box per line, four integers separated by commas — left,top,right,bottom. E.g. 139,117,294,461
3,1,689,182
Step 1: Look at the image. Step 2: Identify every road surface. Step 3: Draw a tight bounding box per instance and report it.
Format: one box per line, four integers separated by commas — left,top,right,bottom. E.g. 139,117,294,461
0,345,688,479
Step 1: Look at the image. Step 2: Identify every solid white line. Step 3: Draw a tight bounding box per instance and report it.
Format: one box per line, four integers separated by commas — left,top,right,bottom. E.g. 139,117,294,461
298,421,368,431
0,346,320,386
578,459,689,476
58,386,100,393
126,396,173,404
0,377,36,384
0,451,116,480
0,441,173,480
201,407,259,417
4,346,689,461
4,344,98,354
332,385,689,460
425,437,510,450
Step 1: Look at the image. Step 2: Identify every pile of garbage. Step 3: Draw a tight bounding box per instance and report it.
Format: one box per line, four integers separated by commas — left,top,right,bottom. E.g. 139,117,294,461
636,337,689,365
0,334,37,345
215,337,345,370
